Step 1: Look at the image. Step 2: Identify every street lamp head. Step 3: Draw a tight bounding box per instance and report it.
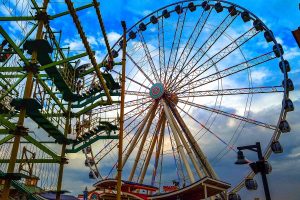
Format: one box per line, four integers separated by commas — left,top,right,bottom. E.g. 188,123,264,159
235,150,250,165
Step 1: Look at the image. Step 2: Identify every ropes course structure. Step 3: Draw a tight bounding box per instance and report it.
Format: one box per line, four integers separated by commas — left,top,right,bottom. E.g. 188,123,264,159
0,0,295,200
0,0,122,199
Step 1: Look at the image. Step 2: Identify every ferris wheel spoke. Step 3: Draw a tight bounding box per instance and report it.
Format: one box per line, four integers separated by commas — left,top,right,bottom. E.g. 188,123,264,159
138,112,165,184
165,8,187,86
167,122,186,185
158,16,166,82
128,103,159,181
169,10,236,89
167,101,204,179
177,51,276,93
151,116,166,186
124,101,152,123
162,99,196,183
169,12,239,90
127,41,157,83
96,119,147,167
112,69,150,90
122,102,158,169
179,99,276,130
172,27,260,92
137,31,160,82
127,53,154,85
125,90,149,97
95,103,152,164
175,104,236,152
177,85,283,98
167,102,218,179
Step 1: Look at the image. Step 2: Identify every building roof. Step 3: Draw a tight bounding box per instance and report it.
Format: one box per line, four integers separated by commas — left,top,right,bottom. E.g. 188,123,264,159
93,179,158,192
149,177,231,200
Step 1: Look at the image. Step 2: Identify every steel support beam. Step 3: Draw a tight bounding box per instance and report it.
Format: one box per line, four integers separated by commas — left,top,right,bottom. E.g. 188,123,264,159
1,0,49,198
116,21,127,200
39,52,88,70
162,99,195,183
139,113,165,184
151,116,166,186
128,103,158,181
0,26,30,66
24,135,60,161
169,104,218,179
121,102,157,169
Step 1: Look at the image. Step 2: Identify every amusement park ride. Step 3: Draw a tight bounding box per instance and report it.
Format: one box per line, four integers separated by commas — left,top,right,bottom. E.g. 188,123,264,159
0,0,295,200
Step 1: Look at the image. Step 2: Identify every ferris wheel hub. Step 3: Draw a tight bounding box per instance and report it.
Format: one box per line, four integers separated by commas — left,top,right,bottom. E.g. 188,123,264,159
150,83,165,99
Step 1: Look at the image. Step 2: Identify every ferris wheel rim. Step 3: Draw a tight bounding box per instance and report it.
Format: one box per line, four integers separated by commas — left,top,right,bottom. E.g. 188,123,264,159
86,0,290,194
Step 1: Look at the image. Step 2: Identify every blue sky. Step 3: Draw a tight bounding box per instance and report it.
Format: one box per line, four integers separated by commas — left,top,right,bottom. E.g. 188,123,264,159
0,0,300,199
58,1,300,199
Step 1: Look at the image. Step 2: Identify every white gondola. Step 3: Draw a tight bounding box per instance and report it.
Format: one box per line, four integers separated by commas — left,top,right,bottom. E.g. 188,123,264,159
245,178,258,190
283,99,294,112
85,157,95,167
228,6,238,16
264,30,274,42
273,44,284,57
150,16,158,24
215,2,223,13
175,5,183,14
89,170,99,179
139,22,147,31
271,141,283,154
228,193,241,200
279,60,291,73
162,9,170,18
129,31,136,39
241,11,251,22
188,2,196,12
201,1,210,11
82,146,92,154
279,120,291,133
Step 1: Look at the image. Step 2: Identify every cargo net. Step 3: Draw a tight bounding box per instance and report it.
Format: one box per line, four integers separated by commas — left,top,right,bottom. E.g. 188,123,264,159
0,137,59,191
0,0,34,99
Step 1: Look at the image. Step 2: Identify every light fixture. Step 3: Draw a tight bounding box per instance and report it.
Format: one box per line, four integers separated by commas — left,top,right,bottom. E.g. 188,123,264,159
235,150,250,165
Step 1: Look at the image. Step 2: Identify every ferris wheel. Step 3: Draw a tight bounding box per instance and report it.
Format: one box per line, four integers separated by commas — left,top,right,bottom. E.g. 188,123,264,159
83,0,293,196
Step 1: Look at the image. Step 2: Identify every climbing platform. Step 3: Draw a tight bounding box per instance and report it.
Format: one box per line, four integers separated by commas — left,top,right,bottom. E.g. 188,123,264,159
23,39,77,101
71,91,120,109
67,122,118,153
23,39,120,102
0,170,44,200
10,98,71,144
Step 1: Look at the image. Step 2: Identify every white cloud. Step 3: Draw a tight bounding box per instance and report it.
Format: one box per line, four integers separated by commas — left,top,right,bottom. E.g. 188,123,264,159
284,47,300,60
250,68,269,83
100,31,121,46
64,38,84,50
287,146,300,158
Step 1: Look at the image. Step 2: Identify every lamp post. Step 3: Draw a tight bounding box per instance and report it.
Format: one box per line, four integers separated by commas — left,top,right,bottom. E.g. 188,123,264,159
235,142,272,200
83,186,88,200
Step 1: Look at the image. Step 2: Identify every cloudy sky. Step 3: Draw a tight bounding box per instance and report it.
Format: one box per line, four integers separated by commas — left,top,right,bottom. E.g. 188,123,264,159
0,0,300,199
59,1,300,199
